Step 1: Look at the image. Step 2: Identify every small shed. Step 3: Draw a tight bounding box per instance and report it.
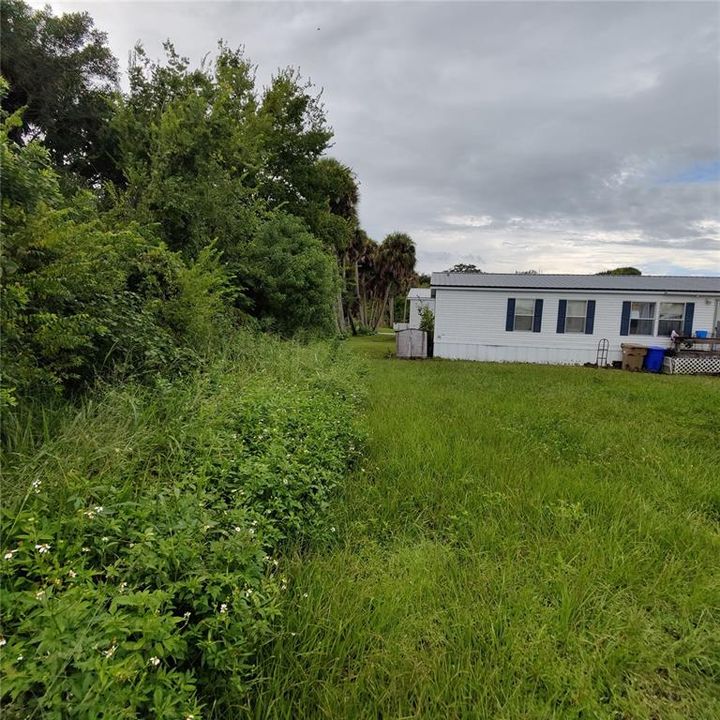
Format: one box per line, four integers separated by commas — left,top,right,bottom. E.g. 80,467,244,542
405,288,434,329
396,329,428,359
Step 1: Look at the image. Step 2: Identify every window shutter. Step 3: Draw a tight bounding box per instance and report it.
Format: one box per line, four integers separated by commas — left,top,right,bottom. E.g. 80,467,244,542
533,299,543,333
620,301,631,336
585,300,596,335
556,300,567,333
505,298,515,331
683,302,695,335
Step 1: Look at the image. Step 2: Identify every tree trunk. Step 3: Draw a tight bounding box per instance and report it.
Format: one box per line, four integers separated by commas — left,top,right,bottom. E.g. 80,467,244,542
335,252,346,333
355,260,366,327
389,295,395,327
373,286,391,331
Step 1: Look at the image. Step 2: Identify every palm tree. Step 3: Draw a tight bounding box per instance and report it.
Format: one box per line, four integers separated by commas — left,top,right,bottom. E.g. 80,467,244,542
374,232,416,329
347,229,370,326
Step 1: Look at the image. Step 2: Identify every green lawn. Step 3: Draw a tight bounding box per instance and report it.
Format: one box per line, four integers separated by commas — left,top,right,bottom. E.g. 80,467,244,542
247,335,720,719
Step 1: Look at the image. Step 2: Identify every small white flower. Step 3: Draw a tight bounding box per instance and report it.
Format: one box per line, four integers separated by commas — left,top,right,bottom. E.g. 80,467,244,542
94,506,103,513
3,549,17,560
119,582,127,592
219,603,228,614
251,520,257,526
0,637,6,647
273,559,279,567
16,655,23,661
103,644,117,658
302,593,309,598
68,570,77,578
36,589,46,600
330,526,336,533
31,478,42,493
149,656,161,667
234,526,241,533
81,547,90,553
101,537,109,542
282,479,289,486
248,528,255,535
35,543,51,554
183,611,191,620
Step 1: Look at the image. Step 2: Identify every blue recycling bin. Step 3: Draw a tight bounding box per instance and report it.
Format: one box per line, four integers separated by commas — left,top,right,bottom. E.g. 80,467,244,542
644,346,666,373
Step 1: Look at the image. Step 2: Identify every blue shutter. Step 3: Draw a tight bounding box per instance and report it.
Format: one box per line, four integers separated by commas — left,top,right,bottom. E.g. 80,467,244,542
556,300,567,333
683,303,694,335
505,298,515,331
533,299,543,333
620,301,631,336
585,300,596,335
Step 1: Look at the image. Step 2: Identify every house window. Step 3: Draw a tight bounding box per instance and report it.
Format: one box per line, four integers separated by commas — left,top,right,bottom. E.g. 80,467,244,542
629,302,655,335
658,302,685,336
565,300,588,333
513,298,535,331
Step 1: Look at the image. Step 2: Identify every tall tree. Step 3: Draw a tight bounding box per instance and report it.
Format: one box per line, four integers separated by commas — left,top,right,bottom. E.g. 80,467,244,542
256,67,333,214
0,0,120,184
348,229,377,329
378,232,416,328
305,158,360,331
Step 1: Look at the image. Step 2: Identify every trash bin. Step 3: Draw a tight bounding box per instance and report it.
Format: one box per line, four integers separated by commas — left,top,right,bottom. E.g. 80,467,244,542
620,344,647,371
644,346,666,373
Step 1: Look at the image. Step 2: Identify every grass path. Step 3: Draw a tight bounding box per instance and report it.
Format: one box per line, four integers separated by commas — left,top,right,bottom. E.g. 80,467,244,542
247,335,720,719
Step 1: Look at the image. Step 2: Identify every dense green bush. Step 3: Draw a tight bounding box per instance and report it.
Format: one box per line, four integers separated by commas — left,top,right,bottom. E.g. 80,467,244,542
1,98,232,407
0,332,364,718
239,212,338,337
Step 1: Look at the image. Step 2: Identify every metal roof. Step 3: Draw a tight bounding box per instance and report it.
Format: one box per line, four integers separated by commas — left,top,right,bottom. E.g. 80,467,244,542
430,273,720,294
407,287,433,300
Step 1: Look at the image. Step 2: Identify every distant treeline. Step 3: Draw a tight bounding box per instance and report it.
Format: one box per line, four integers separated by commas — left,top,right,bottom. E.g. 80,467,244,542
0,0,417,409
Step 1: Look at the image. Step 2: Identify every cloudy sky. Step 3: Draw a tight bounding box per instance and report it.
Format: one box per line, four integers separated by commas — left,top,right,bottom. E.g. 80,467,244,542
41,1,720,275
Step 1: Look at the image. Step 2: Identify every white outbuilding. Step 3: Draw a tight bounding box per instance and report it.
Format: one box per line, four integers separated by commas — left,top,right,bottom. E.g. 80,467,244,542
418,273,720,365
395,287,435,330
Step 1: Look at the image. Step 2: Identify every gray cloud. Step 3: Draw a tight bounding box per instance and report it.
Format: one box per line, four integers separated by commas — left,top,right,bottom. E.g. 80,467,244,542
46,1,720,274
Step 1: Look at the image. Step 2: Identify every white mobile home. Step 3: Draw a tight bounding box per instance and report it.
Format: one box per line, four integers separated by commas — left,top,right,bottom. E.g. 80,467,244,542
426,273,720,365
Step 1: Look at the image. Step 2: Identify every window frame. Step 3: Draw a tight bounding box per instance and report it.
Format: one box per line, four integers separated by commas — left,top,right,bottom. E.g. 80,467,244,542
512,298,536,332
657,302,685,337
628,301,656,336
564,300,588,333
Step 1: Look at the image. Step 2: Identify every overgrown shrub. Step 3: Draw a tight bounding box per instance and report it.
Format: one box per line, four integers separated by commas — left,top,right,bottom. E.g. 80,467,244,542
0,332,364,718
1,104,233,407
238,212,338,337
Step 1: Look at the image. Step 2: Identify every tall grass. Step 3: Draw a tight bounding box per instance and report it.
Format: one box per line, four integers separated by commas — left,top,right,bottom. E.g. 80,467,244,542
0,331,364,718
246,334,720,719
